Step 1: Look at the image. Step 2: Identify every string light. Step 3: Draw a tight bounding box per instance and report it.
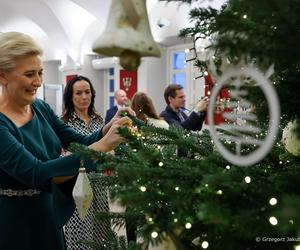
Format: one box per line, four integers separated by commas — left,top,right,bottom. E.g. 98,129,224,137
202,241,209,249
269,197,277,206
151,231,158,238
174,218,178,223
185,222,192,229
295,245,300,250
244,176,251,183
175,187,180,191
243,14,247,19
269,216,278,225
158,162,164,167
140,186,146,192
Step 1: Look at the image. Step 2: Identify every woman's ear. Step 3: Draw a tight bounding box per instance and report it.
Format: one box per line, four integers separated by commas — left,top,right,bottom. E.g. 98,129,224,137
0,71,8,86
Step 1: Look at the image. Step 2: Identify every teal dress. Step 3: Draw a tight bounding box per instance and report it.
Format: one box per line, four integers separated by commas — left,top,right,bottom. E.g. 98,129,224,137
0,99,102,250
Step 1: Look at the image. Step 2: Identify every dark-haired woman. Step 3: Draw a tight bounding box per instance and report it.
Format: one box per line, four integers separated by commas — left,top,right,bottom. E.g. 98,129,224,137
61,75,109,249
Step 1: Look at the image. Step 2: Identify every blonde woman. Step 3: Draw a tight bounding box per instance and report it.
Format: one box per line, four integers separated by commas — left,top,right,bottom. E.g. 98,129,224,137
0,32,133,250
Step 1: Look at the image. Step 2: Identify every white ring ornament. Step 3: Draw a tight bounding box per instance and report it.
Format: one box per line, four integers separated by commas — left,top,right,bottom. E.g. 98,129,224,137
208,66,280,166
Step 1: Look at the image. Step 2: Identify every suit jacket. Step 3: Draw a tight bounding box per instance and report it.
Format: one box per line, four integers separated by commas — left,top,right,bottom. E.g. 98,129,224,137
160,105,205,131
105,105,118,124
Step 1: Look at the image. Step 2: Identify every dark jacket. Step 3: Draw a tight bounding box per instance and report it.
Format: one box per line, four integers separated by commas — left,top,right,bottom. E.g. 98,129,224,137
160,105,205,131
104,105,118,124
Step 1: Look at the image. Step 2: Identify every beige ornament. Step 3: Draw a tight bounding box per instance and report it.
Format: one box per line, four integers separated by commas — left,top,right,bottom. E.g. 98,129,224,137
72,168,93,220
92,0,161,70
282,120,300,156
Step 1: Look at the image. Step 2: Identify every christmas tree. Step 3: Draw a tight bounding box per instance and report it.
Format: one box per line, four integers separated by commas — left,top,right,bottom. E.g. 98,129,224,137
71,0,300,249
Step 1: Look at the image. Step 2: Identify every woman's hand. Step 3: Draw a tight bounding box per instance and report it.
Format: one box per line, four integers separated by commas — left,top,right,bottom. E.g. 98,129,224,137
90,116,132,152
102,107,135,136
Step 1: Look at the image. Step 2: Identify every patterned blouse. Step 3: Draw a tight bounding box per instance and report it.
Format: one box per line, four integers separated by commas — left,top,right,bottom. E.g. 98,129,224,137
64,111,109,250
67,112,103,135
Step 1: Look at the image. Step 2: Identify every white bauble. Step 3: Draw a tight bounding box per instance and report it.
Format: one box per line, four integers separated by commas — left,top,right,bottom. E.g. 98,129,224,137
282,120,300,156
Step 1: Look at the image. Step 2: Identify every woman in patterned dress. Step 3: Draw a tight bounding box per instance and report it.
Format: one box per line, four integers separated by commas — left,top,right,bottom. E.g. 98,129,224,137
62,75,110,249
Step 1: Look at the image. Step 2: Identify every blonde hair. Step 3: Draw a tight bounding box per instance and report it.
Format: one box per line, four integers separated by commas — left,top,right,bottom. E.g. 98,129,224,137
0,32,43,70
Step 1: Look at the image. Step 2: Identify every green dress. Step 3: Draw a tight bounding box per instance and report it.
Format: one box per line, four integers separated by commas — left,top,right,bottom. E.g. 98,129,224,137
0,99,102,250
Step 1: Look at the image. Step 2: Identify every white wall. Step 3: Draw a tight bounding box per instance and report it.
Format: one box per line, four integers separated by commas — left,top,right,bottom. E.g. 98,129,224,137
137,45,167,114
43,60,61,84
79,55,106,117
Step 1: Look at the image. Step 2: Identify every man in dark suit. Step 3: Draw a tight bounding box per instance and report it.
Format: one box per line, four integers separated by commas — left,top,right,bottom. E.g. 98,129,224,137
160,84,209,131
105,89,128,124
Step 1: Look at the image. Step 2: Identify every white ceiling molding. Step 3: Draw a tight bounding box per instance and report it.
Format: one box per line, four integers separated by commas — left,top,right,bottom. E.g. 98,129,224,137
92,57,119,70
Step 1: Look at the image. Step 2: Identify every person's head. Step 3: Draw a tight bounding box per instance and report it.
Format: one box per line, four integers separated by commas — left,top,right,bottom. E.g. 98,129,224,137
114,89,128,106
0,32,43,106
164,84,185,110
131,92,159,122
62,75,98,122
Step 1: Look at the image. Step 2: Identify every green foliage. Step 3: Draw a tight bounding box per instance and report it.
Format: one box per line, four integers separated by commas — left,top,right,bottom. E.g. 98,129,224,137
70,119,300,249
79,228,140,250
179,0,300,128
70,0,300,249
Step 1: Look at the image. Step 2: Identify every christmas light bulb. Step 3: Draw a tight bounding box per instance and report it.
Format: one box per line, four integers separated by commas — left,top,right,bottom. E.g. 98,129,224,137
269,216,278,225
175,187,180,191
245,176,251,183
140,186,146,192
202,241,209,249
269,198,277,206
243,14,247,19
158,162,164,167
151,231,158,238
185,222,192,229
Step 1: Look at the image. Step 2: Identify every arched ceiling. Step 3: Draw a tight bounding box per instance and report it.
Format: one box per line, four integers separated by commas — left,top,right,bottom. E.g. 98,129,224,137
0,0,225,64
